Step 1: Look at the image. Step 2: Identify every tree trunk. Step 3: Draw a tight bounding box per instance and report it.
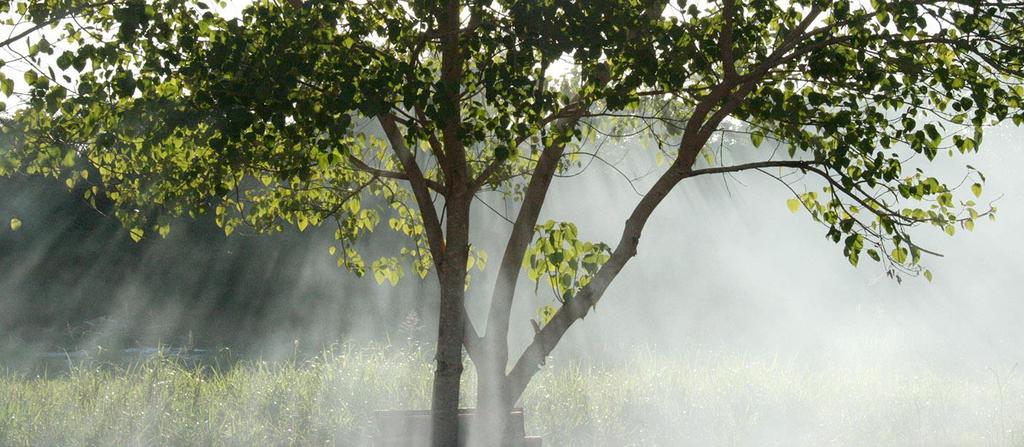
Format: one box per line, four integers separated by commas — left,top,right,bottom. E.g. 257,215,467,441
471,360,514,446
431,276,464,447
431,196,471,447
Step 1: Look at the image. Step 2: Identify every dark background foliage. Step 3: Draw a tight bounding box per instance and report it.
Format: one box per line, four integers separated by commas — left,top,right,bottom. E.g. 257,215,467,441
0,176,433,353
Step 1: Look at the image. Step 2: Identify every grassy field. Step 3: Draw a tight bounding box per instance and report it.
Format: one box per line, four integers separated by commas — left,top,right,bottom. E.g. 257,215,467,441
1,343,1022,446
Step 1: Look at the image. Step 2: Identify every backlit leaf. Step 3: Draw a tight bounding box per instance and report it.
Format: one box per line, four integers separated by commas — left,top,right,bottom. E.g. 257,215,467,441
786,198,800,213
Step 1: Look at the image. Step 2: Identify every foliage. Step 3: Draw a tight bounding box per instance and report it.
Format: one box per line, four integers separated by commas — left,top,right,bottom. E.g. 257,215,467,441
523,220,611,322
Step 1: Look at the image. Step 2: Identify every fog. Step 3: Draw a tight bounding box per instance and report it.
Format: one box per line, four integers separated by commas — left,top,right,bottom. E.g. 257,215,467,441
4,124,1023,444
457,123,1024,373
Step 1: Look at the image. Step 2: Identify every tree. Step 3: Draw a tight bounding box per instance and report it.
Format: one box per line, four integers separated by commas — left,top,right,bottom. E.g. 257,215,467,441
2,0,1023,445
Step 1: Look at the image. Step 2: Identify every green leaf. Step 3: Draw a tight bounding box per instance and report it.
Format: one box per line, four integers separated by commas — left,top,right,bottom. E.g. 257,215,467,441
538,304,557,325
786,198,800,213
750,130,765,148
495,146,510,160
923,270,933,282
971,183,982,198
891,247,908,264
9,218,21,231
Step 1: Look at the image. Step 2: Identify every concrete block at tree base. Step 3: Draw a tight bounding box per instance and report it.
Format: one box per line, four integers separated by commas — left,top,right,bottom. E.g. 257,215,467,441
373,408,541,446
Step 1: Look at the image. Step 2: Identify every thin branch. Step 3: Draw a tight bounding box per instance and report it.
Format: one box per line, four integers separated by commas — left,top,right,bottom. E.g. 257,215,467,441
346,152,445,193
688,159,823,177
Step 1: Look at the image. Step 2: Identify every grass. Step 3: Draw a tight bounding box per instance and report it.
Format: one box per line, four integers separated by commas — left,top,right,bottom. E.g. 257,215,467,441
1,343,1022,446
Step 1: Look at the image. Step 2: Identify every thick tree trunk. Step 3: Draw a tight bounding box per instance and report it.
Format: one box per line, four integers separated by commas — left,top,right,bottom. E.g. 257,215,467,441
431,272,465,447
431,196,471,447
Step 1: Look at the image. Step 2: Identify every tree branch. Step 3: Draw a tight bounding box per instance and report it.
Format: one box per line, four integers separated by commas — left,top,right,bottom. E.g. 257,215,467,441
0,1,116,50
463,306,484,360
476,79,613,376
506,4,831,401
378,113,446,268
469,101,586,191
346,153,445,193
689,159,823,177
719,0,738,81
507,158,692,401
476,138,567,372
438,0,468,191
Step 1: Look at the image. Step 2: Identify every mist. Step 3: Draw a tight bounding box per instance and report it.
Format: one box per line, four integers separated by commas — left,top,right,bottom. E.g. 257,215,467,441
3,122,1023,444
453,123,1024,371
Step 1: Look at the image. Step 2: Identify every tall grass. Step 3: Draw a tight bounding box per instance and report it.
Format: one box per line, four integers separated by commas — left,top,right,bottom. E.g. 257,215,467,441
1,343,1021,446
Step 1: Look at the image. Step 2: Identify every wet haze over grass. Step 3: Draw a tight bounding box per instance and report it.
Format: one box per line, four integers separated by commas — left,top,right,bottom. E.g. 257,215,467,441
2,344,1022,446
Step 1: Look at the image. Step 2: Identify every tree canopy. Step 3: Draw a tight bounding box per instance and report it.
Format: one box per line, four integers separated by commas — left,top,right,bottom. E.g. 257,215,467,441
2,0,1023,444
2,0,1020,279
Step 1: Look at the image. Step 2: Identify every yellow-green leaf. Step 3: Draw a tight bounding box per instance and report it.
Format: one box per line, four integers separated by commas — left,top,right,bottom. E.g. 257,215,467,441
786,198,800,213
9,218,21,231
923,270,933,282
892,247,907,264
971,183,982,198
539,304,557,325
476,250,488,271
